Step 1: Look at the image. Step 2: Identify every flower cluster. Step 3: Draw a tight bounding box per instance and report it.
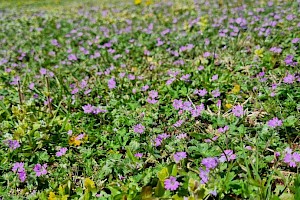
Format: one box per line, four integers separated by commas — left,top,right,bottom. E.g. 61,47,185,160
172,99,204,117
82,104,107,114
267,117,282,128
12,162,26,182
147,90,159,104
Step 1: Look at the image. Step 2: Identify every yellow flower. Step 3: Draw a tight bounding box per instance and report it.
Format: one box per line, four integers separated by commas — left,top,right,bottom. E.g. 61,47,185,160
146,0,153,5
231,84,240,94
48,192,57,200
69,135,81,146
225,103,233,109
134,0,142,5
254,48,264,58
84,178,96,190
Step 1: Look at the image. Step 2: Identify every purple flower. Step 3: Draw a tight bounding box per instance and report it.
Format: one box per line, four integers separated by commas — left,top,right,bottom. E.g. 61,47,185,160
33,164,47,177
56,147,68,157
148,90,158,99
93,107,107,114
173,152,187,163
164,176,180,191
267,117,282,128
108,78,116,89
180,74,191,81
12,162,26,182
285,55,297,66
173,99,183,110
154,137,163,147
157,133,170,140
219,150,236,162
210,190,217,197
201,157,218,170
211,74,218,81
283,74,295,84
211,89,220,98
128,74,135,80
67,130,73,136
216,99,221,108
133,124,145,134
292,38,300,44
134,153,143,158
7,140,20,150
68,54,77,61
198,89,207,97
269,47,282,53
176,133,187,139
40,68,47,75
199,168,210,184
232,105,244,117
190,104,204,117
12,162,25,173
141,85,149,91
29,82,35,90
218,126,229,133
203,52,211,58
283,152,300,167
198,65,204,71
71,88,79,94
18,170,27,182
147,98,158,104
82,104,94,114
166,78,175,85
76,134,85,140
173,119,184,127
182,101,193,111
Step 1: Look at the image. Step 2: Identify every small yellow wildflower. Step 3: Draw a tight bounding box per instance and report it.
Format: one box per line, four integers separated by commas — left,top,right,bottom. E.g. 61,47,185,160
134,0,142,5
69,135,81,146
231,84,241,94
225,103,233,109
254,48,264,58
84,178,96,190
48,192,57,200
146,0,153,5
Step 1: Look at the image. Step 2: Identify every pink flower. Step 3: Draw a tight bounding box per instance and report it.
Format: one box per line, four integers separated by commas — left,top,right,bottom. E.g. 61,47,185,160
219,150,236,162
211,74,218,81
173,99,183,110
267,117,282,128
283,74,295,84
82,104,94,114
33,164,47,177
232,105,244,117
133,124,145,134
148,90,158,99
284,152,300,167
108,78,116,89
173,152,187,163
201,157,218,170
56,147,68,157
164,176,180,191
134,153,143,158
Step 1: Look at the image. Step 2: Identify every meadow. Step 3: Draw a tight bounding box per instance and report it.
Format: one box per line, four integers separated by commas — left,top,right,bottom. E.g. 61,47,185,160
0,0,299,199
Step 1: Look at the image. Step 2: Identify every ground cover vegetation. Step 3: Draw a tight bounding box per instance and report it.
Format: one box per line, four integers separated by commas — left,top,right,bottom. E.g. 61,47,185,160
0,0,300,199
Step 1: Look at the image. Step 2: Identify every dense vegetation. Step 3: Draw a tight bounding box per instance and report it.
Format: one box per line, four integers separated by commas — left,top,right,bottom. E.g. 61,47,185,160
0,0,299,199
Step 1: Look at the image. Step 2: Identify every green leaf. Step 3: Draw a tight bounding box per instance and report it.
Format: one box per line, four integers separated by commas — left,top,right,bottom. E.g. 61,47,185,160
154,181,165,197
126,147,138,163
157,167,169,182
171,164,178,177
284,116,297,127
